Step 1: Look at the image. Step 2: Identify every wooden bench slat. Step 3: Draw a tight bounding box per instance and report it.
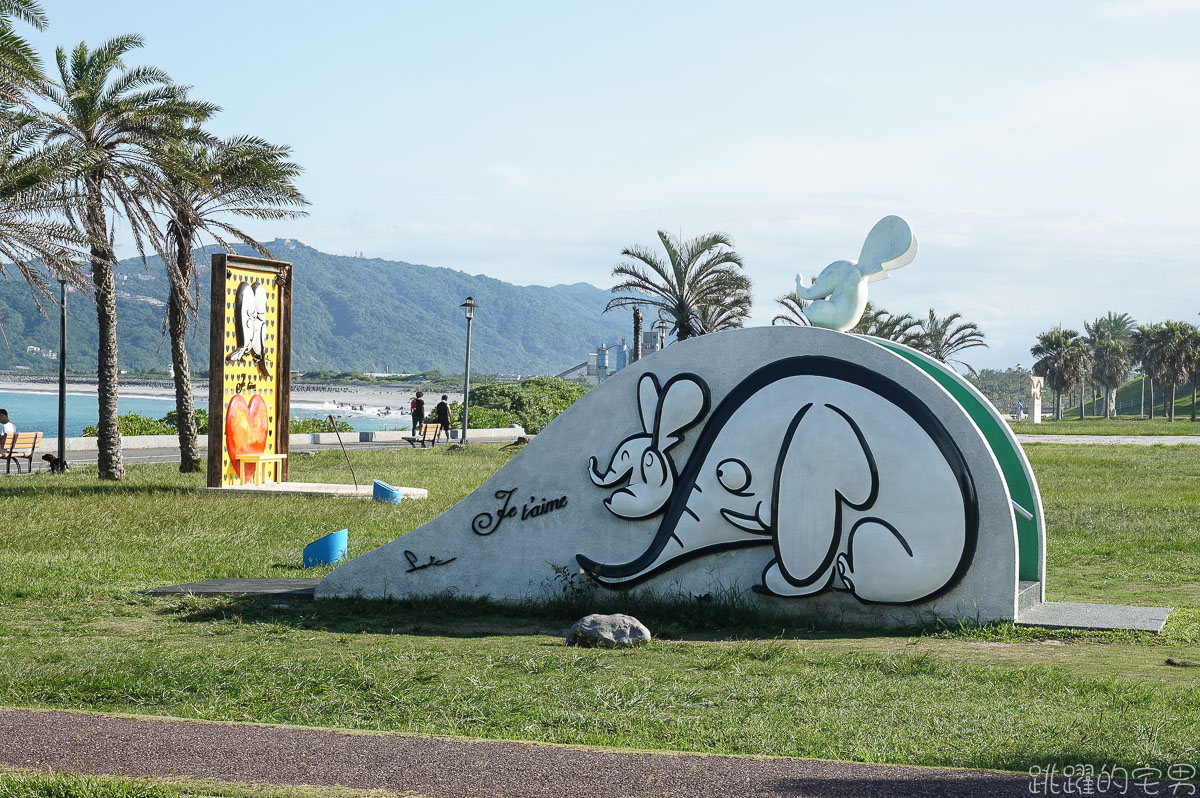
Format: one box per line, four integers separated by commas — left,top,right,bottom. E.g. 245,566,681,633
1,432,43,474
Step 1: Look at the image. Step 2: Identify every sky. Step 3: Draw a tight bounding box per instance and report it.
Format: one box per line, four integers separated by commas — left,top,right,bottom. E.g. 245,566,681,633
27,0,1200,369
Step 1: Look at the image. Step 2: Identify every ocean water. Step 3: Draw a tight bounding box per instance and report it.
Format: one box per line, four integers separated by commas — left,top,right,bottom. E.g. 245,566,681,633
0,389,410,438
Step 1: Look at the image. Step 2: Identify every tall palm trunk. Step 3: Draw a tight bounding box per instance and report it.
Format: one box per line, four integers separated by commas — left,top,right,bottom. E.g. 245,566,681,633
167,230,200,471
1167,384,1177,422
85,171,124,480
1055,391,1062,420
1148,377,1155,419
1078,383,1085,420
1191,372,1197,423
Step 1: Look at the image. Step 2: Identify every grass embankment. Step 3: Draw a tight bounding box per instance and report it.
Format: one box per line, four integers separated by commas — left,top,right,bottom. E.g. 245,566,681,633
1064,374,1197,419
1010,416,1200,435
1,445,1198,774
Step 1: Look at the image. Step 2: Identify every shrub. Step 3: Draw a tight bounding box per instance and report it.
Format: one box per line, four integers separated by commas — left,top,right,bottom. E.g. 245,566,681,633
467,377,589,433
163,407,208,434
446,401,515,430
82,412,175,437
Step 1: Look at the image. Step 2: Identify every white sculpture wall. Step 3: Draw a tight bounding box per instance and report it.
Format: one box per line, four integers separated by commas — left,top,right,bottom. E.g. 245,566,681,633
317,327,1022,628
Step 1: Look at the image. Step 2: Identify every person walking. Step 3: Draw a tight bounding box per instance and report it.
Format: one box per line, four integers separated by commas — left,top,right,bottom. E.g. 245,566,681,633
410,392,425,434
434,395,452,443
0,409,14,435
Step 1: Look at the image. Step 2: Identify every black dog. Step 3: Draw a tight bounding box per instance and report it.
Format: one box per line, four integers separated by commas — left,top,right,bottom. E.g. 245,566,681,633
41,453,68,474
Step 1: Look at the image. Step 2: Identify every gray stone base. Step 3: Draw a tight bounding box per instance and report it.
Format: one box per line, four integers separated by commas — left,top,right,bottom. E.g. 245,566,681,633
143,578,320,598
208,482,428,499
1017,601,1169,633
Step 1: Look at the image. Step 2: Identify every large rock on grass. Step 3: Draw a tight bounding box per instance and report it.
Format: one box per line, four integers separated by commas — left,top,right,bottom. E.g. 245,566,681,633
567,613,651,648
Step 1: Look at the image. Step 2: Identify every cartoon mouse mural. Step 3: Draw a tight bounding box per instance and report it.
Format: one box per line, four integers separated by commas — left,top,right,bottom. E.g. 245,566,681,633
587,374,709,520
579,358,979,605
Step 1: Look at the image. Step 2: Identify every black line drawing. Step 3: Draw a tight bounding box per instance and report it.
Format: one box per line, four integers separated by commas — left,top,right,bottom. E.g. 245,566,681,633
586,372,709,520
577,357,979,605
227,281,271,377
404,550,457,572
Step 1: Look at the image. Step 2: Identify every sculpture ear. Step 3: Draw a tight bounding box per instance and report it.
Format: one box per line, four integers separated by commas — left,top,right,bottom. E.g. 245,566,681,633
652,375,709,453
637,373,662,435
858,216,917,280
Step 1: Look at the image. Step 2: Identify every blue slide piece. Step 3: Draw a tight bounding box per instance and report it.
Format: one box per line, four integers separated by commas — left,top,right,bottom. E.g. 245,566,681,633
303,528,349,568
373,479,404,504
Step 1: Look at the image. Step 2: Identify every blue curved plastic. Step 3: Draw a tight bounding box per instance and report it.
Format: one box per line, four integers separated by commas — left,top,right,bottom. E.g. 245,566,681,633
373,479,403,504
303,528,348,568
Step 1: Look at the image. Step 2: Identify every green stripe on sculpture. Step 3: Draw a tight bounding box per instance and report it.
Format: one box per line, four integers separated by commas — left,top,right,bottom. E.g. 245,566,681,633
860,337,1042,583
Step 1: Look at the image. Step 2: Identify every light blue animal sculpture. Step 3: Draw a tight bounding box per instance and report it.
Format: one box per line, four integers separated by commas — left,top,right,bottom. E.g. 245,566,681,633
794,216,918,332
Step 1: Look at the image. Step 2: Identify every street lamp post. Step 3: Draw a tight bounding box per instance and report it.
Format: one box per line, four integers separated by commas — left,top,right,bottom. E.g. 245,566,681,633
57,279,67,469
1016,363,1022,423
459,297,479,444
653,319,668,351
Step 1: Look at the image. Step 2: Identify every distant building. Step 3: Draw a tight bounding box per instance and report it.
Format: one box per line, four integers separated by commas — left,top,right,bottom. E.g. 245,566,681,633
581,340,632,385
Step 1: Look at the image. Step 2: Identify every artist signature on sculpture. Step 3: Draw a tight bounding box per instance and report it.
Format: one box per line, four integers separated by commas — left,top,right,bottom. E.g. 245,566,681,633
404,549,457,572
471,488,568,536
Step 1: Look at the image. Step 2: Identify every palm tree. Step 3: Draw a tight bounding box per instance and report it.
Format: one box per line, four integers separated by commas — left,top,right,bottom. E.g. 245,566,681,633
606,230,749,341
1131,323,1164,419
1089,339,1132,419
1154,321,1200,422
0,0,46,106
150,135,307,471
1084,312,1136,419
916,309,987,375
1187,324,1200,423
695,291,750,334
853,302,925,347
0,2,88,314
771,291,810,326
43,35,216,479
1031,327,1090,420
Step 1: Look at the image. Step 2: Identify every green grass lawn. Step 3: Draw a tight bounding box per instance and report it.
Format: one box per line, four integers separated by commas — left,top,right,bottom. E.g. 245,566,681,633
1009,416,1200,435
1,445,1198,775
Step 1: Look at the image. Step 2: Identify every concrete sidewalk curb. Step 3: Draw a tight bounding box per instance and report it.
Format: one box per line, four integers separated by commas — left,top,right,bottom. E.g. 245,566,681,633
35,426,527,454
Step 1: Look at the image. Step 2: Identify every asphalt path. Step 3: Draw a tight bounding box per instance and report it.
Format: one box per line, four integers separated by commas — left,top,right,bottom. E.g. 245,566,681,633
1015,434,1200,445
0,708,1143,798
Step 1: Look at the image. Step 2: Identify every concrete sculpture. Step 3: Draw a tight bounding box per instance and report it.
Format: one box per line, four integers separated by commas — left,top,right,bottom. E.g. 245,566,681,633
1029,376,1044,424
317,325,1045,628
794,216,917,332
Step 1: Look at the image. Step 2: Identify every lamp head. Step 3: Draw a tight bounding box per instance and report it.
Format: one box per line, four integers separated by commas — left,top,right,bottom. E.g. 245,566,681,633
460,296,479,320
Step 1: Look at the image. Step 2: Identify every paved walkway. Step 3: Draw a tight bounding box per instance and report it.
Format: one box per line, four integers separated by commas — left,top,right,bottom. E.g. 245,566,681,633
0,708,1082,797
1015,434,1200,446
5,437,521,475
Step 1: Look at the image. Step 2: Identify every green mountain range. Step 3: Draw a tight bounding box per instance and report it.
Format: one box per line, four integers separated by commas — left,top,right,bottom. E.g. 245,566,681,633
0,240,637,375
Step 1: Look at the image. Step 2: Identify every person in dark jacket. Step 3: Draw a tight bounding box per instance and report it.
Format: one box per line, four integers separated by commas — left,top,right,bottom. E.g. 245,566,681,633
410,391,425,433
434,395,452,442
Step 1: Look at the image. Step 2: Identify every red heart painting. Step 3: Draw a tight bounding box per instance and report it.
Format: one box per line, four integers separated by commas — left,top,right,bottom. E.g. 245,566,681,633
226,394,269,481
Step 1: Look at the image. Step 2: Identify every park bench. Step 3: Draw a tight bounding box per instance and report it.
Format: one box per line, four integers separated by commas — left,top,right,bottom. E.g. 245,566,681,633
402,422,444,448
1,432,43,474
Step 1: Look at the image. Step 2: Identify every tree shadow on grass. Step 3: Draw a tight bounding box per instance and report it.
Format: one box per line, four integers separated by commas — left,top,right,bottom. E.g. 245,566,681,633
0,482,200,499
157,591,915,642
